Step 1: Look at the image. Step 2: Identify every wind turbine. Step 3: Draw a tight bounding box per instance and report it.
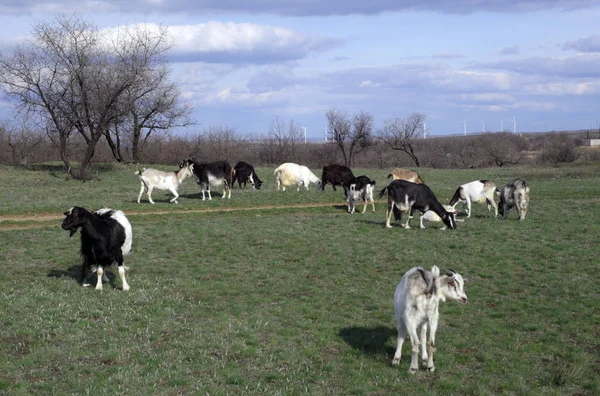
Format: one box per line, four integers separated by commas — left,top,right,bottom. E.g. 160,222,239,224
513,117,516,134
501,119,503,132
482,120,485,133
463,120,467,136
423,122,427,139
301,127,307,143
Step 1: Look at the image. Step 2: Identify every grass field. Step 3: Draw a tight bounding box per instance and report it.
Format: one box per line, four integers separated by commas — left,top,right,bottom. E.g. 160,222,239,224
0,162,599,394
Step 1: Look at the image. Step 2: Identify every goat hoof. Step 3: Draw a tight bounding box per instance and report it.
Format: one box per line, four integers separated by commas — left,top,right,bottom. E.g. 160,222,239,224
427,366,435,372
82,283,91,288
409,368,418,374
391,358,400,366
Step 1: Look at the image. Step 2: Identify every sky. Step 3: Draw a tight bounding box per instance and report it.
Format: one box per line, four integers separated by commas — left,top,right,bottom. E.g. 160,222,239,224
0,1,599,139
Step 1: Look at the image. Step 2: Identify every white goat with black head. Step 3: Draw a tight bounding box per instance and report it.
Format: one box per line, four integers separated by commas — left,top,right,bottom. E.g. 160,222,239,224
61,207,133,291
135,162,194,204
392,266,468,373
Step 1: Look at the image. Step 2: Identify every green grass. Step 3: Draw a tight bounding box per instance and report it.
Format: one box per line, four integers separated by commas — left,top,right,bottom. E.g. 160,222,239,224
0,162,599,394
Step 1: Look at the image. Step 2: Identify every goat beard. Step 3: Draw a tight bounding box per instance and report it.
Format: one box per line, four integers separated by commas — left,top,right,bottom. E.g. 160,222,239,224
66,228,78,237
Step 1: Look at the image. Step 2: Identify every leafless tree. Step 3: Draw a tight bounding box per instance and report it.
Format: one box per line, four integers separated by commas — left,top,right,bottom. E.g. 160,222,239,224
204,126,238,161
268,116,303,163
326,108,373,167
479,132,525,167
378,112,426,167
0,16,173,179
104,56,193,163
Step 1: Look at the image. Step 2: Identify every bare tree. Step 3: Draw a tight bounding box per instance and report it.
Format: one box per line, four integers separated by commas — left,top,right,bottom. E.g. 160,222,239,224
268,116,303,163
0,16,173,179
205,126,238,161
479,132,524,167
104,55,193,163
326,108,373,167
379,112,426,167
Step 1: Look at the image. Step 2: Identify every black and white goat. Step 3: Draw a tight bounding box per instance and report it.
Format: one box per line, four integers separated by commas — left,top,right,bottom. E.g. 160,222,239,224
379,180,456,229
232,161,263,190
392,266,468,372
499,179,530,220
181,159,233,200
135,163,194,204
344,176,376,214
61,207,133,291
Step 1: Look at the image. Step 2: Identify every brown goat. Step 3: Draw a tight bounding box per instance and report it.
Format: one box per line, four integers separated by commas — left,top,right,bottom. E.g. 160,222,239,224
387,168,424,184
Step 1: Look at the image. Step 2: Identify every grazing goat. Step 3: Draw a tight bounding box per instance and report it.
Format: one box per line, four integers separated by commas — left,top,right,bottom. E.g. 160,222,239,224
420,205,461,230
321,164,355,191
181,159,233,200
232,161,263,190
61,207,133,291
379,180,456,229
449,180,500,218
388,168,424,184
274,163,322,191
345,176,376,214
499,179,530,220
392,266,468,373
135,163,193,204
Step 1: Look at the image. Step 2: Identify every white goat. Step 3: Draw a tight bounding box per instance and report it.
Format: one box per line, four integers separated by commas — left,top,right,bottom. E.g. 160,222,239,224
136,163,193,204
449,180,500,218
392,266,468,373
274,163,322,191
420,205,462,230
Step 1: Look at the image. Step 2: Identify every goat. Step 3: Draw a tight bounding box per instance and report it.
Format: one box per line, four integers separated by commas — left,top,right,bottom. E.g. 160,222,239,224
181,159,233,200
135,163,193,204
420,205,462,230
379,180,456,229
344,176,376,214
61,207,133,291
392,266,468,373
274,162,322,191
232,161,263,190
321,164,355,191
387,168,424,184
499,179,530,220
449,180,500,218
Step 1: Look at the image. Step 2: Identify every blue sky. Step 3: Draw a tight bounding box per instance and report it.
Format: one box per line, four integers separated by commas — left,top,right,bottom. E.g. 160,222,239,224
0,1,599,139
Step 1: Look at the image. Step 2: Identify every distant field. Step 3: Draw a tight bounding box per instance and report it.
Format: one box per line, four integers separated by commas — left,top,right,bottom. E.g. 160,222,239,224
0,162,599,394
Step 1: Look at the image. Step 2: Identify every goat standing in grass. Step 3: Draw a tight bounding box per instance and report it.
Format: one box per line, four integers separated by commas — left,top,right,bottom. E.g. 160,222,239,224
449,180,500,218
136,162,194,204
61,207,133,291
392,266,468,373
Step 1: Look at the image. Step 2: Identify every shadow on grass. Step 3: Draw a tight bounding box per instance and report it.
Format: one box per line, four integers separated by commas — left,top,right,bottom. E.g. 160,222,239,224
338,326,396,359
48,265,118,288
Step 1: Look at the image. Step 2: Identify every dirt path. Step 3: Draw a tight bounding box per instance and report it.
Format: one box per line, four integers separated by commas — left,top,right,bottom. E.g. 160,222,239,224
0,201,356,231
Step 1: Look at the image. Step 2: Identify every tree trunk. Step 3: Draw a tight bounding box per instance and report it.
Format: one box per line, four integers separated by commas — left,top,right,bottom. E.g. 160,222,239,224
76,139,98,180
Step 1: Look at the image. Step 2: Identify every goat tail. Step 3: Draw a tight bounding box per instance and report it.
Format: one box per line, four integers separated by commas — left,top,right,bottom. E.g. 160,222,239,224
449,186,462,206
495,187,501,195
134,168,146,176
431,265,440,278
378,185,388,199
387,173,393,179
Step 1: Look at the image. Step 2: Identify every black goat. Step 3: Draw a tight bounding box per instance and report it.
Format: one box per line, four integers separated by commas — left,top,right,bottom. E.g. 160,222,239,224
61,207,133,290
232,161,263,190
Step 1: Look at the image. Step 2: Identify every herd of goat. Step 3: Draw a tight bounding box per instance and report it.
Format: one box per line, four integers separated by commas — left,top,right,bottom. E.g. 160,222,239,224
61,159,530,372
